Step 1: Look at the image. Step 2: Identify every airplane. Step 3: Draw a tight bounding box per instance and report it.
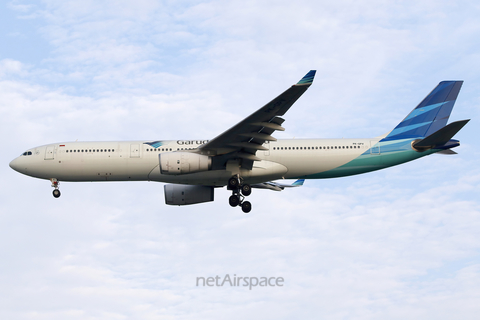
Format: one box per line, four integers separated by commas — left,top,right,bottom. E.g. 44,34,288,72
9,71,470,213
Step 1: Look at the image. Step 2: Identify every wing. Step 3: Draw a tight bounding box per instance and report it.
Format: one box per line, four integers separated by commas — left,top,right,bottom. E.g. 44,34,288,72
198,70,316,169
251,179,305,191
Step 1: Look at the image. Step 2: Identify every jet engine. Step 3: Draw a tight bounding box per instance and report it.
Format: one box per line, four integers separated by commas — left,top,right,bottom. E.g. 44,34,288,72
159,152,211,175
164,184,214,205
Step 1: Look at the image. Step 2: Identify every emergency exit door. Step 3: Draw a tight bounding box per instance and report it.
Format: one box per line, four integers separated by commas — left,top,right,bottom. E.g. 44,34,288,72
130,144,140,158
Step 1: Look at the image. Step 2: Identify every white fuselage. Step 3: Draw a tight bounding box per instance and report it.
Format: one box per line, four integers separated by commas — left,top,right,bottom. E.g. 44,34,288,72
10,138,387,186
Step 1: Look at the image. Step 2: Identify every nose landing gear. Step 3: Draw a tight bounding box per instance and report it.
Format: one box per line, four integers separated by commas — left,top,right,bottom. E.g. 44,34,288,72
50,178,61,198
228,175,252,213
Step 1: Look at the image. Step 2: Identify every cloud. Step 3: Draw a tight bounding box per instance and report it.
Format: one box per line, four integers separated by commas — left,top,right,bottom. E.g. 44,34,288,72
1,0,480,319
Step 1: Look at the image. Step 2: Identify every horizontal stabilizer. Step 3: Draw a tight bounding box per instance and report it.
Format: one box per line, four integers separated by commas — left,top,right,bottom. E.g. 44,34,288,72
436,149,458,155
413,119,470,150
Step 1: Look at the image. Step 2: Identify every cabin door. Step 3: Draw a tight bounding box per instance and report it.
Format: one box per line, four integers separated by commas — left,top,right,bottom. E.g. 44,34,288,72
45,146,55,160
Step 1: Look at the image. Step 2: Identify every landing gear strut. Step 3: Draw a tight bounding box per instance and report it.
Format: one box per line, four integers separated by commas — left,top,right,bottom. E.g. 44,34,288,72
50,178,61,198
228,175,252,213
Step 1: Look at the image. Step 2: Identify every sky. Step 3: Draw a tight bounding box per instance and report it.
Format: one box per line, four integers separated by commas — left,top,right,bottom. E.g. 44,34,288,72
1,0,479,319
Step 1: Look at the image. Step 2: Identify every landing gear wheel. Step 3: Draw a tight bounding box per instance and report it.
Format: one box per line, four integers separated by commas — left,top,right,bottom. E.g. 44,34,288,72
228,176,240,189
241,201,252,213
229,195,240,207
241,184,251,196
53,189,61,198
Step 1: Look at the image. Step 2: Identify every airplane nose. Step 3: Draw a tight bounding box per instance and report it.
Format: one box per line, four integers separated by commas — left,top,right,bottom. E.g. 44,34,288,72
9,157,21,172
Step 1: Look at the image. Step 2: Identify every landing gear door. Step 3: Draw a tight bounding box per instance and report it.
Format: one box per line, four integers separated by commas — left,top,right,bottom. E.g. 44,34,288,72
45,145,55,160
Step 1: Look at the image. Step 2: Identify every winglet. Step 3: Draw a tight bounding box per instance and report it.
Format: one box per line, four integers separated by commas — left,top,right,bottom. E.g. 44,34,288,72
296,70,316,86
291,179,305,186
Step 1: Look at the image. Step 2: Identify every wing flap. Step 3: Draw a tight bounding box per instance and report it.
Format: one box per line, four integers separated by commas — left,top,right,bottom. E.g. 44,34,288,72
239,132,277,141
251,122,286,131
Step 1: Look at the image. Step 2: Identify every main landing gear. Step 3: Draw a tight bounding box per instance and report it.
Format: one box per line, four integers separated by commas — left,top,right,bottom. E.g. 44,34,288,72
228,175,252,213
50,178,61,198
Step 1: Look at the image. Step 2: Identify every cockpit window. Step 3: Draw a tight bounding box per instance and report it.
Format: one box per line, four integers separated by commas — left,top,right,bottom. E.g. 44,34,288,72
22,151,33,156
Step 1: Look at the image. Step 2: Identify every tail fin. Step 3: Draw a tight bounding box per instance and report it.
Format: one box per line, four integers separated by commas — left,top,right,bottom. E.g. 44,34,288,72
383,81,463,141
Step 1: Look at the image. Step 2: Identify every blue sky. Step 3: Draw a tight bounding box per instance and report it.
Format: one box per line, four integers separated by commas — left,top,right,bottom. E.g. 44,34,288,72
1,1,479,319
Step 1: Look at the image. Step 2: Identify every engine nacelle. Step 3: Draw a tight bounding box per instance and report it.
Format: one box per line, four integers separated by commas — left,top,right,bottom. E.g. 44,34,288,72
159,152,211,175
164,184,214,205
